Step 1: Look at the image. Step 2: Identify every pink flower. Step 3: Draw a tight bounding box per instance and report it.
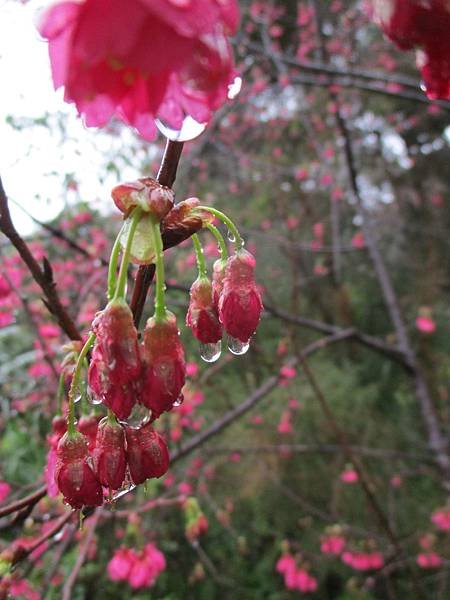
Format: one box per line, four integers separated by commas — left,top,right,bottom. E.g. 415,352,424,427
321,535,346,555
9,579,40,600
417,552,443,569
431,507,450,531
340,468,358,484
280,365,296,379
186,277,222,344
38,0,239,139
276,553,296,575
296,569,318,593
185,362,199,378
415,315,436,334
38,323,61,338
370,0,450,99
351,232,365,248
0,481,11,503
277,413,293,435
107,547,135,581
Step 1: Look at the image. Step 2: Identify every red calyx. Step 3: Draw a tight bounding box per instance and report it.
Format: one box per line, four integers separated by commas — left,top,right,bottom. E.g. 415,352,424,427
55,432,102,509
93,418,127,490
186,277,222,344
125,422,170,485
218,249,263,343
140,312,185,418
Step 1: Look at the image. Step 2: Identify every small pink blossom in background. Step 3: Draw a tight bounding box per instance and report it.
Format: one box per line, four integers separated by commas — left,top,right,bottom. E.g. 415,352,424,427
0,481,11,503
342,551,384,571
38,323,61,338
430,193,444,206
416,315,436,334
390,474,402,488
321,535,346,556
313,222,324,239
331,187,344,202
260,219,272,231
431,507,450,531
288,398,299,410
38,0,239,140
108,544,166,589
278,411,293,435
9,580,40,600
351,232,365,249
276,553,318,593
294,167,309,181
0,311,14,328
230,452,241,463
417,552,443,569
340,468,358,484
280,365,296,379
286,216,300,230
250,414,264,425
320,173,333,187
186,362,199,378
277,339,288,356
296,569,318,593
178,481,193,495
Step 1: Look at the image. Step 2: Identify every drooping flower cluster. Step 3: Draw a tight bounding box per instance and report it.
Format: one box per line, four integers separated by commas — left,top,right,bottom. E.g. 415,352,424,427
371,0,450,99
107,543,166,589
341,550,384,571
51,178,263,509
38,0,240,139
55,420,169,508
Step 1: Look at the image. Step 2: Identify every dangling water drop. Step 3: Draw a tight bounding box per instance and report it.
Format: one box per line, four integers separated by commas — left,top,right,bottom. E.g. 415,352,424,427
173,393,184,408
227,336,250,355
73,394,82,404
155,115,207,142
87,388,102,405
199,340,222,363
228,76,242,100
226,228,236,242
121,404,151,429
112,482,136,501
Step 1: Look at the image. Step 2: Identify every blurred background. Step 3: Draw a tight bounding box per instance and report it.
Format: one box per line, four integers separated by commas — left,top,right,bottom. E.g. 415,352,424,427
0,1,449,598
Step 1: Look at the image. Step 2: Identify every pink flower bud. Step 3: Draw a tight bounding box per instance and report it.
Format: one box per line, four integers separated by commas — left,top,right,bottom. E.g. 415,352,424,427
186,278,222,343
77,415,100,451
218,249,263,343
93,418,126,490
55,432,102,508
211,258,226,310
140,312,185,418
111,178,174,221
125,422,170,485
161,198,214,250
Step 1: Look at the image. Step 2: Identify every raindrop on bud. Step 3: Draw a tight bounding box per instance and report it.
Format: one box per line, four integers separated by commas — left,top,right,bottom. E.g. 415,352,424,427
199,340,222,363
121,404,151,429
228,336,250,356
228,76,242,100
74,394,82,404
87,389,102,405
173,393,184,408
227,229,236,243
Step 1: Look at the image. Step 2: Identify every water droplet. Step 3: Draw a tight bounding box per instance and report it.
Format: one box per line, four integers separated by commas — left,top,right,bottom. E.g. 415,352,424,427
121,404,151,429
74,394,82,404
155,115,207,142
227,229,236,243
112,482,136,501
227,336,250,355
87,387,102,405
228,76,242,100
173,393,184,408
199,340,222,363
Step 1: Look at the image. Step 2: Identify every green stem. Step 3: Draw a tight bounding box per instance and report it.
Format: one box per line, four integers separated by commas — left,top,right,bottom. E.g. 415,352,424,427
107,223,126,300
192,234,207,279
107,408,116,425
67,332,96,436
114,208,142,300
206,223,228,262
149,217,167,321
196,206,243,250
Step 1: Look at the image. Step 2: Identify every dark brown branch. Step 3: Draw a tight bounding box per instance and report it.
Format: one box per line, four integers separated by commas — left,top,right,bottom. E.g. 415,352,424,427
0,485,47,519
0,176,81,341
130,139,184,326
62,510,100,600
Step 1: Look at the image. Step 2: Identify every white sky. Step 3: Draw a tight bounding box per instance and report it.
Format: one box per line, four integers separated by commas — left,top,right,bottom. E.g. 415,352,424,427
0,0,150,235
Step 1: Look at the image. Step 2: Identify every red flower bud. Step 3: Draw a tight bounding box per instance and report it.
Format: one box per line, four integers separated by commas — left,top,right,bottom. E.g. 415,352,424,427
161,198,214,250
88,346,138,421
77,415,100,451
93,418,126,490
212,258,226,310
218,250,263,343
111,178,174,221
55,432,102,508
186,278,222,344
88,300,141,420
51,415,67,437
91,300,141,386
125,422,170,485
140,312,185,418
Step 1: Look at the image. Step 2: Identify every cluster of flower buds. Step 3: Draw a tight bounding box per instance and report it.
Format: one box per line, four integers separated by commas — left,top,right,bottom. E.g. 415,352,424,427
276,553,318,593
52,178,263,509
107,543,166,590
55,420,169,508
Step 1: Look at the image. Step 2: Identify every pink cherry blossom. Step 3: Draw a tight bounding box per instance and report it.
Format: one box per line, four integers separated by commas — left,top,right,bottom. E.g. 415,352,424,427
431,507,450,531
38,0,239,140
0,481,11,503
340,469,359,484
417,552,443,569
416,315,436,334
